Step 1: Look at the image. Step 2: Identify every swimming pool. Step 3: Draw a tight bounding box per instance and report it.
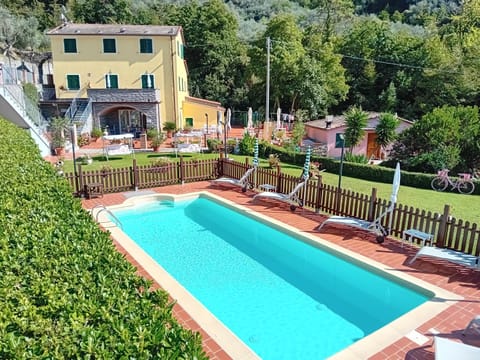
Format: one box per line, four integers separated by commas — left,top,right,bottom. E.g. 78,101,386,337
103,193,454,360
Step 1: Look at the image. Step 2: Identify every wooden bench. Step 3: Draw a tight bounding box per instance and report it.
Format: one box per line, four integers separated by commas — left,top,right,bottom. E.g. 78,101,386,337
402,228,434,247
84,183,104,199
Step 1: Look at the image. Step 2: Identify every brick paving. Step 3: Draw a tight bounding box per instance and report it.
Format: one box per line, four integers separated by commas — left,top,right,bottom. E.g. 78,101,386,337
82,182,480,360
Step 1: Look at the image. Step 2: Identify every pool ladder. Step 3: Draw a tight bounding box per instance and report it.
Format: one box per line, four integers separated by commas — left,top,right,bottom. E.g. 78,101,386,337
90,204,123,229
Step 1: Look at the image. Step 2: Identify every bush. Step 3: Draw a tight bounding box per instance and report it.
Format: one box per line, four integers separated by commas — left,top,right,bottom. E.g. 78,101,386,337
0,117,207,358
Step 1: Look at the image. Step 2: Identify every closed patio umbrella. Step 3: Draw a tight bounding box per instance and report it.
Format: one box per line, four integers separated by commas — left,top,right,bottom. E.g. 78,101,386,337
276,107,281,129
388,162,401,234
247,107,253,128
303,146,311,181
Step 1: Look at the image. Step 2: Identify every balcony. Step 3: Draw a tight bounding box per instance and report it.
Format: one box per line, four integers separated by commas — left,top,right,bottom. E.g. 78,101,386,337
87,89,160,103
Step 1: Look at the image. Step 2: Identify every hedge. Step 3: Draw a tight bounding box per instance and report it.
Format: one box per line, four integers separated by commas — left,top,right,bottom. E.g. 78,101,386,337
259,141,480,195
0,118,207,358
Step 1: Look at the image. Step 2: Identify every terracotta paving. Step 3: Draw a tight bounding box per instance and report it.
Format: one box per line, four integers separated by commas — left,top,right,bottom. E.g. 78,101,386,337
82,182,480,360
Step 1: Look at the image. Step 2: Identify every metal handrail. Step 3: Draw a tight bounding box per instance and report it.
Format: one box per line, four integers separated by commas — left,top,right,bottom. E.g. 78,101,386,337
90,204,123,229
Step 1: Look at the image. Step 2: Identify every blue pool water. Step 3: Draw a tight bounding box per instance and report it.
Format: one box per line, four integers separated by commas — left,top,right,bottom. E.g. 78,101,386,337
113,196,430,359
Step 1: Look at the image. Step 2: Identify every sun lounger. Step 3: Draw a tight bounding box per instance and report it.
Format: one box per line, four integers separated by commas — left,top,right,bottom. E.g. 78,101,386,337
211,167,255,192
408,246,480,270
316,215,388,243
253,181,307,211
463,315,480,336
434,336,480,360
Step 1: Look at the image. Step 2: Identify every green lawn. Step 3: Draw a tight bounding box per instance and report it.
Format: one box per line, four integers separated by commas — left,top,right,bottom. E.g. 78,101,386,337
61,152,480,224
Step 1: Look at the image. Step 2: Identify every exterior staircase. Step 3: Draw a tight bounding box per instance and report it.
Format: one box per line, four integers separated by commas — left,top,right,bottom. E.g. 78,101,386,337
0,82,51,157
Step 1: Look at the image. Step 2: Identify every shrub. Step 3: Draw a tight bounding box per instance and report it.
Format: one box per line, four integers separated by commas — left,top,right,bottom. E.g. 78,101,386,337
0,117,207,358
268,153,280,168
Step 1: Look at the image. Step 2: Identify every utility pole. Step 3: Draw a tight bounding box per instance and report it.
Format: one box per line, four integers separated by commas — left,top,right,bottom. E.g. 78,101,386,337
265,37,271,124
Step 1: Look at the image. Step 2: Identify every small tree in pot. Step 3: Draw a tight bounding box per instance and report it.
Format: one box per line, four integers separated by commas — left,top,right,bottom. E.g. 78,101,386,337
50,116,69,156
162,121,177,138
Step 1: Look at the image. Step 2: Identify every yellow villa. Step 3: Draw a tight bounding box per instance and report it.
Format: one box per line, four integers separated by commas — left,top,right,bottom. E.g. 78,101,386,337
44,22,222,136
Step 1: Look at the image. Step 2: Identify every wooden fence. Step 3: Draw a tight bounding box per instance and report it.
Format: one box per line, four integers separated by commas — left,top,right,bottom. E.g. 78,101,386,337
66,157,480,257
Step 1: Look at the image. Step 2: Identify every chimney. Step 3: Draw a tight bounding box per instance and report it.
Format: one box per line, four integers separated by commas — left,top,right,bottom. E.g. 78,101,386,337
325,115,333,129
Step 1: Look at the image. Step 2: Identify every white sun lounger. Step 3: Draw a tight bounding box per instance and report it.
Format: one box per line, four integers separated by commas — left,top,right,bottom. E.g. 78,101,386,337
463,315,480,336
253,181,306,211
434,336,480,360
316,215,388,243
408,246,480,270
211,167,255,192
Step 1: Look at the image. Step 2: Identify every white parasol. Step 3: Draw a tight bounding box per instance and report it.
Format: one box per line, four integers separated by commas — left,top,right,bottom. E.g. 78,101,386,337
247,107,253,128
276,107,281,129
226,108,232,132
388,162,401,233
217,110,223,135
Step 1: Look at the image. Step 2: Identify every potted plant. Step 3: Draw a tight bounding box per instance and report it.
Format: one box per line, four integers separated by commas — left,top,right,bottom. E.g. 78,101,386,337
150,131,165,152
91,127,103,141
50,116,69,156
162,121,176,138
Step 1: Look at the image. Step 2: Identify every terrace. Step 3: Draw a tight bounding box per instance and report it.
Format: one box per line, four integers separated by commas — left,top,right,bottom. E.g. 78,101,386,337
83,182,480,360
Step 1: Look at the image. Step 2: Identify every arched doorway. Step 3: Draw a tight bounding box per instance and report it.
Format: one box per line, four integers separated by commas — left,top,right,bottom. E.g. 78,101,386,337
100,106,147,137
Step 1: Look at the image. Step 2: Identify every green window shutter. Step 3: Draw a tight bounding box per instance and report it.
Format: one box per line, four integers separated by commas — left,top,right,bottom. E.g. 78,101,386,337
186,118,193,127
110,74,118,88
181,44,184,59
103,38,116,53
141,74,154,89
66,75,80,90
105,74,118,88
140,39,152,53
64,39,77,53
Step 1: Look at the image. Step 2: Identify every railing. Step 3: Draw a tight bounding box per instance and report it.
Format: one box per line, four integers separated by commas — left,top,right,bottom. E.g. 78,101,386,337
64,158,480,257
90,204,123,229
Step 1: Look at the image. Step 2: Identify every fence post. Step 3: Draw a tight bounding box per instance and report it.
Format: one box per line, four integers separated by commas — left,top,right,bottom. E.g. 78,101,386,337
334,188,342,215
179,155,185,184
367,188,377,221
132,158,138,191
78,164,84,197
436,204,450,247
315,175,323,213
276,165,282,193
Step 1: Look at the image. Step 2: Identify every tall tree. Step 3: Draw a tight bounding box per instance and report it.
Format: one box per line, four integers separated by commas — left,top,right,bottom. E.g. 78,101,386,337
375,112,399,155
344,106,368,153
166,0,248,107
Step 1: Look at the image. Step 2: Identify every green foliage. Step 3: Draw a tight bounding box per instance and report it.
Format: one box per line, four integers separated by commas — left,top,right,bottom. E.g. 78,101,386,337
207,138,221,152
344,106,368,152
390,105,480,173
375,112,399,150
238,132,256,155
49,116,69,148
90,127,103,139
268,153,280,168
22,82,39,104
344,152,369,164
0,117,207,358
162,121,177,132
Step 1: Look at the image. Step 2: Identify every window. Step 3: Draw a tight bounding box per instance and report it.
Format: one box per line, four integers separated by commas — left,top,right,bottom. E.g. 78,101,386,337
105,73,118,89
66,74,80,90
140,38,153,53
180,43,184,59
141,74,155,89
103,38,116,53
335,133,349,148
185,117,193,127
64,39,77,53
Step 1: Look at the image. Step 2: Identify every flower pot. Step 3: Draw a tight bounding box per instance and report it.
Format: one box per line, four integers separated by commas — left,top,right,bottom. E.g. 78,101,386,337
55,147,65,156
